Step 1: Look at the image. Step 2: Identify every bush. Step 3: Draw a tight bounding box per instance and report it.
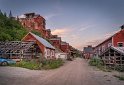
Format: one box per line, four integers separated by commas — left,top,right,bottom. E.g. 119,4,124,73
115,65,124,72
11,59,64,70
11,60,42,70
42,59,64,69
89,58,103,67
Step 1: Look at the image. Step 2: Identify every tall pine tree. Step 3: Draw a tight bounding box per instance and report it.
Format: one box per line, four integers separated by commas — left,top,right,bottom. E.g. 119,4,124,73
9,10,13,19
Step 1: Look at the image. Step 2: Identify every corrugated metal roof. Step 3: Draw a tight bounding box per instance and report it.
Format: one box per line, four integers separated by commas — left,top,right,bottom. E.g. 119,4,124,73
100,46,124,56
112,46,124,55
30,32,55,49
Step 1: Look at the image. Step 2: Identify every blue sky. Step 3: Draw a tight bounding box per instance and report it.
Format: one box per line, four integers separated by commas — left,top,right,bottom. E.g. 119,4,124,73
0,0,124,50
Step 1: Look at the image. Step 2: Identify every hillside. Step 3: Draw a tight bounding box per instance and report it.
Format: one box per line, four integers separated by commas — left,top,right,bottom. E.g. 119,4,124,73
0,12,28,41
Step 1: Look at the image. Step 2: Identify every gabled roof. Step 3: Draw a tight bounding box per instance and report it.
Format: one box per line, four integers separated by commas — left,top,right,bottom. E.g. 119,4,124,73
112,47,124,55
29,32,55,49
95,29,122,48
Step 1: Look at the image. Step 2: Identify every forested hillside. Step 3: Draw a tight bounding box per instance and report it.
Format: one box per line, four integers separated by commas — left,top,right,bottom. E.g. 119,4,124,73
0,11,28,41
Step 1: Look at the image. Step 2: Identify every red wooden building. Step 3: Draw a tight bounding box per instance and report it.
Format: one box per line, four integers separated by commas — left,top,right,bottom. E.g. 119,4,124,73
94,27,124,56
22,32,55,59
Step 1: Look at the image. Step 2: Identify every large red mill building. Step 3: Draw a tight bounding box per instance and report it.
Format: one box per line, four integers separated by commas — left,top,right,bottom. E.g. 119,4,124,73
18,12,72,54
19,13,51,39
50,35,61,49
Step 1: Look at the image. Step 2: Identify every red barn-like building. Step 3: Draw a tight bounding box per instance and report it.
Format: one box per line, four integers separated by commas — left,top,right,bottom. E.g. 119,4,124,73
22,32,55,59
94,27,124,56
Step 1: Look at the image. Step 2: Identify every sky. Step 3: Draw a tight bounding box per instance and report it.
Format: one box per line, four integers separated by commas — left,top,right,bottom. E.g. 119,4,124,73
0,0,124,50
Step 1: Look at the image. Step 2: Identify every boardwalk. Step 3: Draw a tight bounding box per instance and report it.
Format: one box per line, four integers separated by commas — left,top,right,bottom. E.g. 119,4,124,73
0,58,123,85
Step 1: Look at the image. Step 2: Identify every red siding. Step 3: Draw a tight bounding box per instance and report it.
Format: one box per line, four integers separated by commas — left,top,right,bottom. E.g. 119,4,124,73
113,30,124,47
50,40,61,49
61,44,69,53
94,38,112,55
22,33,45,55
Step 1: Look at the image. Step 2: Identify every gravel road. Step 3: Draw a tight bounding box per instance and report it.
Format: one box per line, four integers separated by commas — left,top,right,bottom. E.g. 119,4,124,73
0,58,123,85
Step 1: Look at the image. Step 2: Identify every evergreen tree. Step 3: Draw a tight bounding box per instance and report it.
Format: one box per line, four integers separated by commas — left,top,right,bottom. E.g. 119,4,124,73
9,10,13,19
0,9,3,15
0,12,28,41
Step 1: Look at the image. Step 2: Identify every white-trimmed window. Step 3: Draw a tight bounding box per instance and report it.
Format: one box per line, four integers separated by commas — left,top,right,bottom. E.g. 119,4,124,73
47,49,50,55
117,42,124,47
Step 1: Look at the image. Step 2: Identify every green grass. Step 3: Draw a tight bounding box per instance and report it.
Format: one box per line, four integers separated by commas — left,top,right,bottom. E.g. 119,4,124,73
10,59,64,70
42,59,64,69
89,58,112,72
10,60,42,70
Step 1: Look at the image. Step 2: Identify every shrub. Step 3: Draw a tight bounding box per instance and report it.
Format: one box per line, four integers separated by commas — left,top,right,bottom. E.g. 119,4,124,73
115,65,124,72
89,58,103,67
42,59,64,69
11,60,42,70
11,59,64,70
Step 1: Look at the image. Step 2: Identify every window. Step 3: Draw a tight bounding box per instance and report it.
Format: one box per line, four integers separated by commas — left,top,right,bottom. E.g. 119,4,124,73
117,42,123,47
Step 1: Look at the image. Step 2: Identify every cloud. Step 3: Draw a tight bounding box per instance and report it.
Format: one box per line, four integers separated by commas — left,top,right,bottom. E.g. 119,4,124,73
18,14,26,18
51,25,118,50
51,28,69,35
45,14,58,20
50,24,95,50
85,30,119,47
78,24,95,31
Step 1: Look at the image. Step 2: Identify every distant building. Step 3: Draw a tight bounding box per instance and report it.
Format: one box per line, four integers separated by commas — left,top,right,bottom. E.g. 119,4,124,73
50,35,61,49
83,45,94,59
60,41,70,53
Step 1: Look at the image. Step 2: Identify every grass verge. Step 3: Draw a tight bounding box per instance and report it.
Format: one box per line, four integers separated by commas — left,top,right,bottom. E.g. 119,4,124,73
10,59,64,70
89,58,112,72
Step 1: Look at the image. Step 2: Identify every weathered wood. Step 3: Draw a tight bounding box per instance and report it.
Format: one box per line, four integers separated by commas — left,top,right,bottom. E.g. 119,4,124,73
0,41,36,59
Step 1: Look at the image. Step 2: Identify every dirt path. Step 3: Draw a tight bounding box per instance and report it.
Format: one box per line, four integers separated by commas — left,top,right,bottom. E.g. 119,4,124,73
0,58,123,85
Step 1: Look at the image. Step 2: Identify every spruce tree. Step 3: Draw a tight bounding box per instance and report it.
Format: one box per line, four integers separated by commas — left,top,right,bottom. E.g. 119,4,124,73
9,10,13,19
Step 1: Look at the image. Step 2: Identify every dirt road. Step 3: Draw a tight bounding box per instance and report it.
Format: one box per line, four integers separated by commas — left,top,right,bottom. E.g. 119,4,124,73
0,58,123,85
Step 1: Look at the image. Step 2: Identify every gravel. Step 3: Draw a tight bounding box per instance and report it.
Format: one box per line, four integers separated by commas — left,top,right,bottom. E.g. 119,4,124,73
0,58,123,85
